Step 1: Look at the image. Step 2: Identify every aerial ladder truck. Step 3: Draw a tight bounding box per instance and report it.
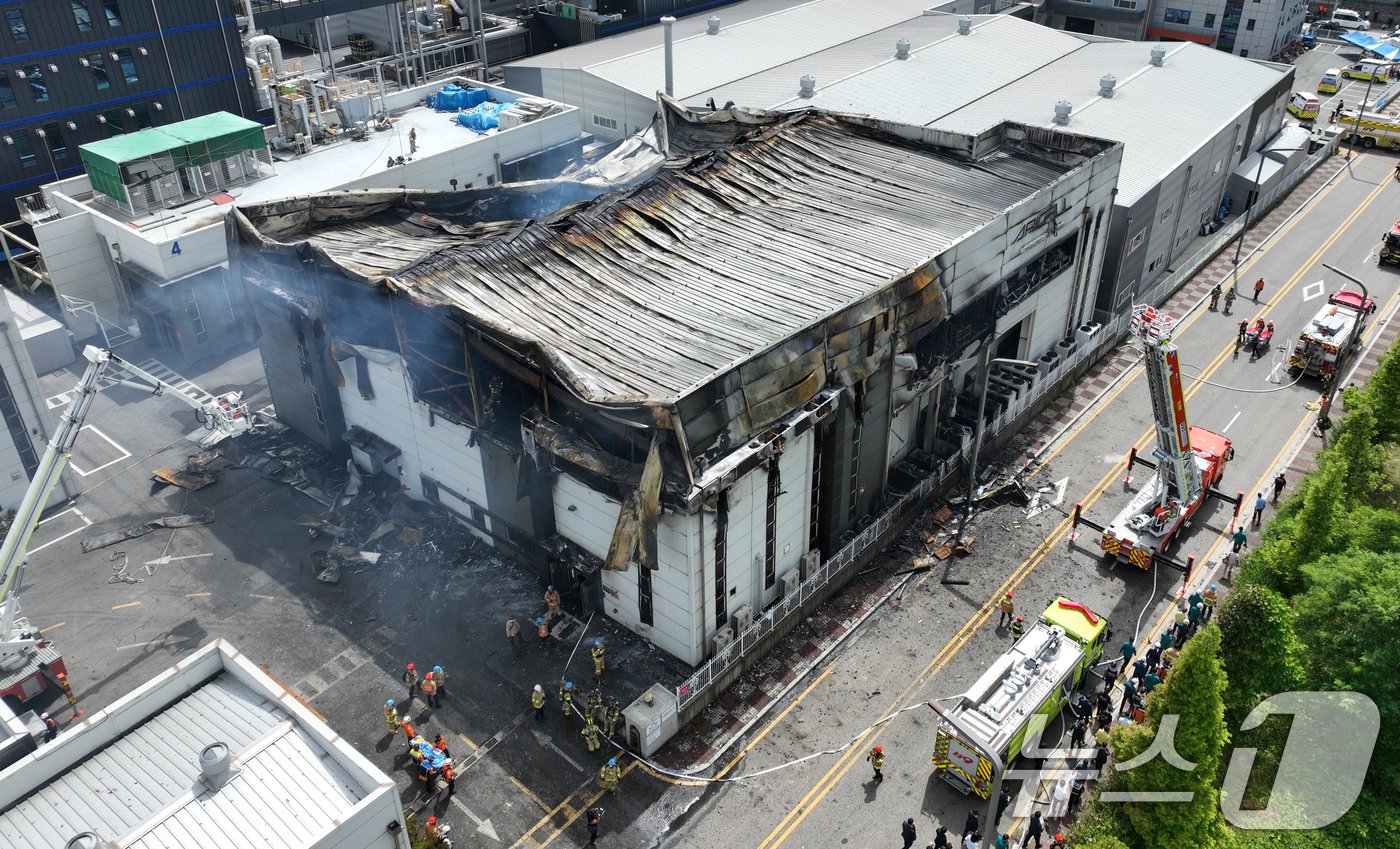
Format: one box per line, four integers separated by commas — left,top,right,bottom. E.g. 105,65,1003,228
1070,306,1242,572
0,347,251,710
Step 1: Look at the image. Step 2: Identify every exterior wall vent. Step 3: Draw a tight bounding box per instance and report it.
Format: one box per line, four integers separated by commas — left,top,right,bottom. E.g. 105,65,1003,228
959,16,972,35
1099,74,1117,97
1151,45,1166,66
707,16,720,35
1054,100,1073,125
799,75,816,98
896,38,911,59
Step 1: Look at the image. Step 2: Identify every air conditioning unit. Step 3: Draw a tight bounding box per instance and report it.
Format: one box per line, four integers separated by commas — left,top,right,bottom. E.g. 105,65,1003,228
732,603,754,633
1075,322,1103,346
780,569,800,599
712,625,734,653
800,549,821,579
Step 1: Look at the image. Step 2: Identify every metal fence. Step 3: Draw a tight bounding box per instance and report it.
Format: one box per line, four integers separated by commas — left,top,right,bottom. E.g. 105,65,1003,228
671,136,1341,711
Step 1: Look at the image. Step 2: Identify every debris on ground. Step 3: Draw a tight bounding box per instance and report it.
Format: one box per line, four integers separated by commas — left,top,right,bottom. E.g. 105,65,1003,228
153,466,216,491
81,511,215,552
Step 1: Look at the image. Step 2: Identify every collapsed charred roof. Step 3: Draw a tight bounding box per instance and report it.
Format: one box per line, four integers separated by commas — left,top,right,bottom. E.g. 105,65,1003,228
231,97,1117,508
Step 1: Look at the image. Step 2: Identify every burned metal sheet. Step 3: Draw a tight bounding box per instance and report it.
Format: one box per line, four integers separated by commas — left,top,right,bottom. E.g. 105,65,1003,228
80,511,215,553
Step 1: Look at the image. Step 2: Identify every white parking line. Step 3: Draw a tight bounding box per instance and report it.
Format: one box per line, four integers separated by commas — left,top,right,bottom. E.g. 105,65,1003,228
67,425,132,477
30,506,92,553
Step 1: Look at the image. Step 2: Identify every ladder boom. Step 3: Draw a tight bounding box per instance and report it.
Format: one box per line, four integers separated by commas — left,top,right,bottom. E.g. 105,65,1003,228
1132,306,1202,507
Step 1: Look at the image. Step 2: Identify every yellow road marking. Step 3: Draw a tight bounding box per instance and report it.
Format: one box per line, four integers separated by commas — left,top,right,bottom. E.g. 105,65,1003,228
456,732,480,751
756,153,1393,849
111,600,141,610
510,761,639,849
509,775,553,812
42,622,64,631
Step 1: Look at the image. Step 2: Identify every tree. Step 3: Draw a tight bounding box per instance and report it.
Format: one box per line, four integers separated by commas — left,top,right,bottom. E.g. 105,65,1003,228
1357,348,1400,442
1119,625,1229,849
1217,585,1305,730
1326,401,1387,506
1293,551,1400,796
1289,449,1353,565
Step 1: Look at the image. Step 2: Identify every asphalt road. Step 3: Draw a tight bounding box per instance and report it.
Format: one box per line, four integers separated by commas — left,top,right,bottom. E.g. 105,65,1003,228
13,151,1400,849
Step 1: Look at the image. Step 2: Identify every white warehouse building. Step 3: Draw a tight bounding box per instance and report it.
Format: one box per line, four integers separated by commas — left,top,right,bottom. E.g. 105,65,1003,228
503,2,1296,318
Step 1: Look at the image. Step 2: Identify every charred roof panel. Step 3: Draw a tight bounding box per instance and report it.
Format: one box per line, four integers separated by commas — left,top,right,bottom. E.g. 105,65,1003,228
233,102,1116,437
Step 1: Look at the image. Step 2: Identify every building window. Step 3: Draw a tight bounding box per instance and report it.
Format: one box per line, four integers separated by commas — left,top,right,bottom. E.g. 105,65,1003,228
1246,18,1256,30
1159,204,1174,223
89,53,110,91
101,108,126,135
11,129,35,167
1112,0,1137,8
131,103,152,129
1241,49,1249,57
42,123,67,159
1189,178,1201,196
592,113,619,131
116,48,138,83
1129,228,1146,251
1164,7,1191,24
72,1,93,32
6,8,27,41
22,65,46,103
0,74,13,110
714,492,728,629
1148,253,1165,273
638,559,654,626
103,0,122,26
0,364,38,480
1205,13,1216,27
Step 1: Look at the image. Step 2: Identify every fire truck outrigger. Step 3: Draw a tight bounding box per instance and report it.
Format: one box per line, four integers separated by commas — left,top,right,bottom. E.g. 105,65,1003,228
1071,305,1241,571
0,347,251,711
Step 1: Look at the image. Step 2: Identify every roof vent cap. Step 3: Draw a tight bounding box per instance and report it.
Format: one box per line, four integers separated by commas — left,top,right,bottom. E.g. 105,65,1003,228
1053,100,1073,125
958,15,972,34
896,38,911,59
1099,74,1117,97
799,74,816,98
199,742,238,790
706,15,720,35
66,835,101,849
1151,45,1166,66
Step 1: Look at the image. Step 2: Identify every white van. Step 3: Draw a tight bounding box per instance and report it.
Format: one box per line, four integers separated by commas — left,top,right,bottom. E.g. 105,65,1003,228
1330,9,1370,30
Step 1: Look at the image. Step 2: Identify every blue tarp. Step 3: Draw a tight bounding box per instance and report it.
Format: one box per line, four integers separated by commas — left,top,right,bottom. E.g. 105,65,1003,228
456,101,510,133
427,84,490,111
1339,31,1400,60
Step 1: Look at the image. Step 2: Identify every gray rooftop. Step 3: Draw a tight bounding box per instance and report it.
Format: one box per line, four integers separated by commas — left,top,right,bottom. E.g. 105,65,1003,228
0,642,396,849
233,104,1107,406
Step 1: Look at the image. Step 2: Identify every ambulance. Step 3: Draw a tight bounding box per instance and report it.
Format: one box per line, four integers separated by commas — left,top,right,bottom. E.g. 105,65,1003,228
1287,91,1321,120
1341,59,1396,82
1319,68,1341,93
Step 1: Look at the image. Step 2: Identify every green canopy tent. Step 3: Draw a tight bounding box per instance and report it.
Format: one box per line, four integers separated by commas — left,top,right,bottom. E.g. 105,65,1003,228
78,112,266,205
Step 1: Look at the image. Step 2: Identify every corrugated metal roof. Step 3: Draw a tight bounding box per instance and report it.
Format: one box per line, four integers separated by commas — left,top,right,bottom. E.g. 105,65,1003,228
249,112,1079,405
934,41,1286,202
0,673,364,849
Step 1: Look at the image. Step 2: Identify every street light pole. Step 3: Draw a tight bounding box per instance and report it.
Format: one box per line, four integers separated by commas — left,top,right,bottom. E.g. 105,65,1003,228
1344,72,1379,161
1319,262,1371,427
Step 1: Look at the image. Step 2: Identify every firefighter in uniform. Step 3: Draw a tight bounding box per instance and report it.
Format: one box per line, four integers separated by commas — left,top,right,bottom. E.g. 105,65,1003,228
560,681,575,718
586,688,604,722
532,684,547,719
592,639,606,678
544,584,562,619
605,699,621,738
383,699,399,734
866,745,885,781
537,617,550,648
581,717,602,752
599,757,621,793
402,662,419,700
997,592,1015,628
1202,584,1219,621
1009,616,1026,639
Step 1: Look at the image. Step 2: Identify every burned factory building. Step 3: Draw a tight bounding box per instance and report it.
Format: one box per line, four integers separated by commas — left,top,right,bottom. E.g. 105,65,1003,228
229,100,1121,666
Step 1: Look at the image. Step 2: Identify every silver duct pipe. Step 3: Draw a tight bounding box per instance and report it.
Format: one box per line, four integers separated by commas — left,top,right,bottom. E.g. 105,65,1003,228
662,15,675,97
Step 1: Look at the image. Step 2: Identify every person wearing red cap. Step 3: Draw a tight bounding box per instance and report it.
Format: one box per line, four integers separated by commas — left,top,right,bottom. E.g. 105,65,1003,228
402,663,419,701
867,745,885,782
425,816,444,846
997,591,1015,628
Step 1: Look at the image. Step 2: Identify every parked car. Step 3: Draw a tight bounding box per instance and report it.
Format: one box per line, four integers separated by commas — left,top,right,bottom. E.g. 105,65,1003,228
1329,9,1370,30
